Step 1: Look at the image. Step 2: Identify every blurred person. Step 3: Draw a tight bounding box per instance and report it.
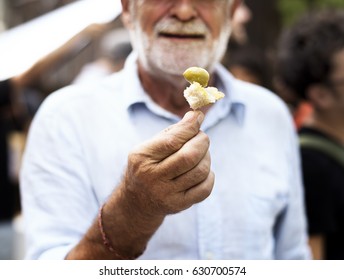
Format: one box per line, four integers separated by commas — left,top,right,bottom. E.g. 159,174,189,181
0,21,112,185
20,0,310,260
273,78,313,130
0,21,112,259
276,9,344,259
231,1,252,46
224,1,252,63
293,102,313,130
223,2,269,89
1,77,30,222
73,28,132,85
0,76,30,259
225,46,270,88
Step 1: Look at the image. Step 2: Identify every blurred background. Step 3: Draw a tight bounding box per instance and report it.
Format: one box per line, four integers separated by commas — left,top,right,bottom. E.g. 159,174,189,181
1,0,344,260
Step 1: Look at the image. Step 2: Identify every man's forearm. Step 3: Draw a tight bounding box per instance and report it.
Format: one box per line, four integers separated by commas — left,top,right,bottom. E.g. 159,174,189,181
66,183,164,260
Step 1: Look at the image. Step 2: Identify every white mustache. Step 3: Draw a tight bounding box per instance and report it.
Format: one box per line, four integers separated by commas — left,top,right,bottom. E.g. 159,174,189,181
155,18,208,36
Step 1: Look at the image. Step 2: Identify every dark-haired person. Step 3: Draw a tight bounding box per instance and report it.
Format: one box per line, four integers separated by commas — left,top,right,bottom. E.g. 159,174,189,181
276,10,344,260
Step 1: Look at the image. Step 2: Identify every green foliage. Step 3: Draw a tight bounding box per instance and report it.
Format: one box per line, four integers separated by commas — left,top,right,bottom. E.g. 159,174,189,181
278,0,344,26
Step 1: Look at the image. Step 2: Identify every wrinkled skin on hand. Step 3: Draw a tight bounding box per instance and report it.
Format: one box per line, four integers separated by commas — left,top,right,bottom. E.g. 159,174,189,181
65,110,215,260
123,110,215,217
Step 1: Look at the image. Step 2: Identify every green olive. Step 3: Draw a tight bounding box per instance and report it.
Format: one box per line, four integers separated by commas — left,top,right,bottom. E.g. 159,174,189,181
183,67,210,87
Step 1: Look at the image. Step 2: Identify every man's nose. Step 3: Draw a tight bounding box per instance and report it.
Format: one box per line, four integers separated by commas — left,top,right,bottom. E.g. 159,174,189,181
169,0,198,22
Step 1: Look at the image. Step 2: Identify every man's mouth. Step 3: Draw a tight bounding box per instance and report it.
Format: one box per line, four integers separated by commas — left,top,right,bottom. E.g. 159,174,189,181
158,32,205,40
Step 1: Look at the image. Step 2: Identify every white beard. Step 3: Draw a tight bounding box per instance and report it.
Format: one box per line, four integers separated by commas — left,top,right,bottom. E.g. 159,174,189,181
131,19,232,76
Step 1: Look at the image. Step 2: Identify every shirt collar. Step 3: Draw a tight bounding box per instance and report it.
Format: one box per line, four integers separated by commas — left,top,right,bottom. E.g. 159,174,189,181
213,63,246,126
120,52,246,126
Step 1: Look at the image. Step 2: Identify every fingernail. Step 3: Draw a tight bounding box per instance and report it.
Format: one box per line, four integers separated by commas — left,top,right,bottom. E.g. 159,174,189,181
183,111,204,126
183,111,195,122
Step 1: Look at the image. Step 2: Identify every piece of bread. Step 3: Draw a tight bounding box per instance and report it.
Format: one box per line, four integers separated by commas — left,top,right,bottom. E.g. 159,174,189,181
183,67,225,110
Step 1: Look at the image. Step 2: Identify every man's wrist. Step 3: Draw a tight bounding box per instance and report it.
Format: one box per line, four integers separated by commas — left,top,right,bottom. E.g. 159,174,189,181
98,202,145,259
100,183,163,259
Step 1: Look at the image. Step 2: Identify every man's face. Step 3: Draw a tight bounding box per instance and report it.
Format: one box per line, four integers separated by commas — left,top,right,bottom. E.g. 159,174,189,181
123,0,235,76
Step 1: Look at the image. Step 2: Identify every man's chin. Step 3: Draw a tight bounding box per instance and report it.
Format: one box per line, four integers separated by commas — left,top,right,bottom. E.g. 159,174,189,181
150,49,212,75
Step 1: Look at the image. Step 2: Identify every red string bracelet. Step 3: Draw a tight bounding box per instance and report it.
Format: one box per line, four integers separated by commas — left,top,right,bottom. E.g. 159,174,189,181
98,204,139,260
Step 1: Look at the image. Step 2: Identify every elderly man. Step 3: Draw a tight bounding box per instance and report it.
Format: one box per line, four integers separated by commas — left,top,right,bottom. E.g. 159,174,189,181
20,0,310,260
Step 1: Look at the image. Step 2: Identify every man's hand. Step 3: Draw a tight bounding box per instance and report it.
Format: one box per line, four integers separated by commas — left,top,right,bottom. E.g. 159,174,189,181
66,110,214,259
124,110,215,216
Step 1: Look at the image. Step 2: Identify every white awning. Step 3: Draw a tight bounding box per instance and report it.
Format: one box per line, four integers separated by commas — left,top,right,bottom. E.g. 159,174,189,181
0,0,122,80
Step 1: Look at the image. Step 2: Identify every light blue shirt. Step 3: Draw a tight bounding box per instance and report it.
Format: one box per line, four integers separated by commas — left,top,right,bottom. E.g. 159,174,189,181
20,53,310,260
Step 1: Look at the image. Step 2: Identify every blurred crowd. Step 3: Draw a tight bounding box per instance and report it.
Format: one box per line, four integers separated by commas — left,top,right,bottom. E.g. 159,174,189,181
1,0,344,260
0,0,132,259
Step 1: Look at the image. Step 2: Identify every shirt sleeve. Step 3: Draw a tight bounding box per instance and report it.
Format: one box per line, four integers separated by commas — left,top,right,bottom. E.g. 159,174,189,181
20,91,99,259
273,123,311,259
